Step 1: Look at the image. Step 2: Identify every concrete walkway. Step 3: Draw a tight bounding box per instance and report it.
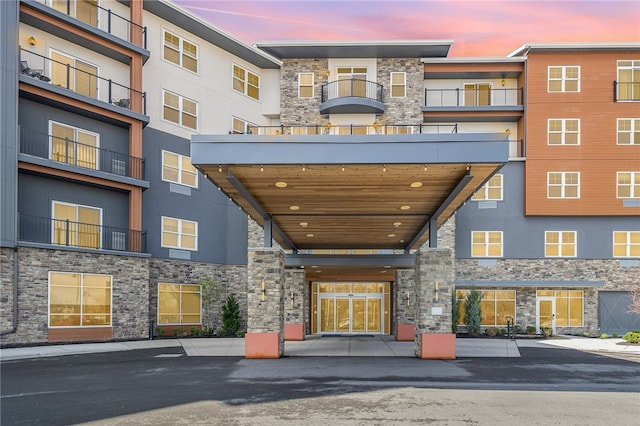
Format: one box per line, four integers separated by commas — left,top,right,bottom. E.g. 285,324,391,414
2,334,638,361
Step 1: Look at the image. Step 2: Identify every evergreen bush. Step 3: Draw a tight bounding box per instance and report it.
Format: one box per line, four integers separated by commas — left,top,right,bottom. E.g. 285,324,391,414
221,294,241,336
464,287,482,336
451,290,460,334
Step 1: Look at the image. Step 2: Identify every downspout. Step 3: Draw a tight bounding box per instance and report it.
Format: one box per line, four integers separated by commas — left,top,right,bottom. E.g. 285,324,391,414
1,248,18,335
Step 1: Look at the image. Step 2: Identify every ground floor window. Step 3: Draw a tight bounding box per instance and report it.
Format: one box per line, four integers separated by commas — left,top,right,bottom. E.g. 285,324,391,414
537,290,583,326
158,283,201,325
49,272,112,327
456,289,516,326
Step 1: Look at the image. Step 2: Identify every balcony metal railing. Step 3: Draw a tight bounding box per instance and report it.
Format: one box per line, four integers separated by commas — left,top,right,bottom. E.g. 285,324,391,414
36,0,147,48
321,79,384,103
613,81,640,102
243,124,458,136
424,88,523,107
20,49,146,114
510,139,526,158
19,214,146,253
19,127,145,180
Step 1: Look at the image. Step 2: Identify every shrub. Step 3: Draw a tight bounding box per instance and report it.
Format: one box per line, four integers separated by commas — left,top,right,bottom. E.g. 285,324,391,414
613,333,619,338
514,325,522,335
600,333,609,339
221,294,241,336
173,327,185,337
497,328,507,336
526,325,537,335
202,326,215,337
155,326,165,337
540,326,552,337
622,330,640,344
451,290,460,334
190,327,202,337
464,287,482,336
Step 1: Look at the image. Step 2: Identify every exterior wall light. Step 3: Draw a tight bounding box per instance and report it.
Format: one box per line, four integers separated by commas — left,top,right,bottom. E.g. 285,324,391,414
28,36,37,46
435,281,439,301
261,279,265,301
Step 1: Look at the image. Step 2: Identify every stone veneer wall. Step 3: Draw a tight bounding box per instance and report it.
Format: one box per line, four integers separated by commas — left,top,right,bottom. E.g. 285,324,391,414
149,259,247,333
455,258,640,335
394,269,416,334
0,246,149,347
0,248,16,336
437,214,456,250
377,58,424,123
280,59,329,126
284,269,306,328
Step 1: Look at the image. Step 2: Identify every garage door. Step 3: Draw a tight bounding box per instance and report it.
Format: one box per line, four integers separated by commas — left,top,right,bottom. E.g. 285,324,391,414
598,291,640,335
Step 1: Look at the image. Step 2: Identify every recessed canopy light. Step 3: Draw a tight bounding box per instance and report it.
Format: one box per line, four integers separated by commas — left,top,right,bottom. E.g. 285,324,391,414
393,222,402,227
380,270,387,273
290,205,300,210
388,233,396,238
299,221,308,227
306,233,314,237
410,181,423,188
275,181,287,188
311,265,318,268
384,265,391,268
400,205,411,210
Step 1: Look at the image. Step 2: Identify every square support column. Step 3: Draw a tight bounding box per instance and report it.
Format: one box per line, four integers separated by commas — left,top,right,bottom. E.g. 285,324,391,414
284,269,306,341
414,248,456,359
246,248,285,358
394,269,416,341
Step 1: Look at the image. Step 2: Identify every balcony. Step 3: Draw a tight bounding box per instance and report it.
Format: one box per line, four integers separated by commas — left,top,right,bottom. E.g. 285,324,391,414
19,48,147,116
19,127,145,180
320,79,384,114
614,81,640,101
244,123,458,135
19,214,146,253
423,87,524,122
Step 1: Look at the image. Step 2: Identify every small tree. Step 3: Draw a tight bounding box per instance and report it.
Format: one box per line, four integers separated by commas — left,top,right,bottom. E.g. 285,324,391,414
464,287,483,336
451,289,460,335
198,276,225,332
220,294,240,336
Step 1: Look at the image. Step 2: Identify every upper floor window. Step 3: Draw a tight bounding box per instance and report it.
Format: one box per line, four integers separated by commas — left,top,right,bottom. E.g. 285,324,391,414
233,64,260,100
547,172,580,198
548,66,580,92
50,121,99,170
613,231,640,258
617,172,640,198
298,73,314,98
471,231,503,257
545,231,576,257
617,118,640,145
548,119,580,145
52,0,98,26
49,272,112,327
464,83,491,106
163,90,197,130
50,49,98,98
337,67,367,97
390,72,406,98
161,216,197,251
232,117,255,134
162,150,197,188
52,200,101,249
472,173,503,201
617,60,640,101
158,283,201,325
163,30,198,73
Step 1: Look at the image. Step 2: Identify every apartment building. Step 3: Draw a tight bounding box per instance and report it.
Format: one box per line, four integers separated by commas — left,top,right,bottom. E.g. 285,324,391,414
1,0,638,357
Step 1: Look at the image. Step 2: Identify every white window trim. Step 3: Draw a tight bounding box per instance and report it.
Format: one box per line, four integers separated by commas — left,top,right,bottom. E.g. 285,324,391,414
390,72,406,98
231,117,255,134
161,150,198,188
471,231,503,258
547,172,580,199
617,118,639,145
544,231,577,258
232,63,260,101
48,120,100,168
473,173,503,201
48,271,113,328
617,60,640,102
162,89,198,130
162,29,199,74
548,65,580,93
157,283,202,326
161,216,198,251
547,118,580,145
616,171,639,199
298,72,314,98
49,48,101,98
613,231,640,258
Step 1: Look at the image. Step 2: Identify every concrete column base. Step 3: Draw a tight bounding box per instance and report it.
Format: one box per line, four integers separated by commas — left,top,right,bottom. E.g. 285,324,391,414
396,324,415,341
419,333,456,359
284,324,305,341
245,332,281,359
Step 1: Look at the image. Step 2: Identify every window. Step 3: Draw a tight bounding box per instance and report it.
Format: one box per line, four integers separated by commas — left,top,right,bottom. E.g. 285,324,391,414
49,272,111,327
50,121,99,170
472,173,503,201
50,50,98,98
617,118,640,144
548,119,580,145
163,90,197,130
617,172,640,198
163,30,198,72
52,0,97,26
537,290,583,327
617,60,640,101
337,67,368,97
545,231,576,257
162,150,197,188
548,66,580,92
613,231,640,257
161,216,197,250
298,72,314,98
471,231,503,257
464,83,491,106
233,64,260,100
158,283,201,325
547,172,580,198
456,290,515,326
52,201,101,249
390,72,406,98
232,117,254,134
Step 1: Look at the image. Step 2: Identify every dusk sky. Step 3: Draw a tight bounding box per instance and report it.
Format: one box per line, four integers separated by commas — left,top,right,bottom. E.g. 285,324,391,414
171,0,640,57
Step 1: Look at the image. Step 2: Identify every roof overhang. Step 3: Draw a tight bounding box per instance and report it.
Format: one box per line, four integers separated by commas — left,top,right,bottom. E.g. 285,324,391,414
191,133,508,254
255,40,453,59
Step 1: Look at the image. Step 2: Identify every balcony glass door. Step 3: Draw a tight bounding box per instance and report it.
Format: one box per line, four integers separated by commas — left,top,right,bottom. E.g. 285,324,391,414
336,67,367,98
464,83,491,106
52,0,98,26
50,50,98,99
50,122,99,170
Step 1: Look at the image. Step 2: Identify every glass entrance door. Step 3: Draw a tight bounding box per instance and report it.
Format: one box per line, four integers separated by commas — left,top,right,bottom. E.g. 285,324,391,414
321,296,381,334
537,297,556,334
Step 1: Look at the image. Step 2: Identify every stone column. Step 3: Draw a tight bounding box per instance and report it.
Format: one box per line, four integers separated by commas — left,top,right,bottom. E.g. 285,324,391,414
284,269,306,341
414,248,455,359
245,248,285,358
394,269,416,341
